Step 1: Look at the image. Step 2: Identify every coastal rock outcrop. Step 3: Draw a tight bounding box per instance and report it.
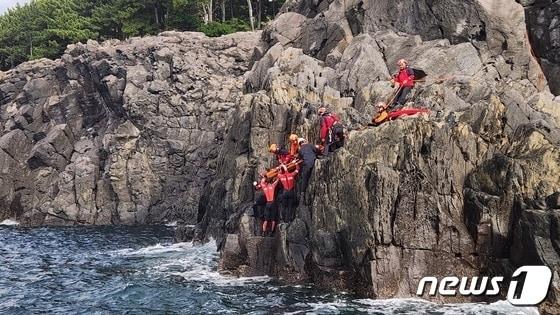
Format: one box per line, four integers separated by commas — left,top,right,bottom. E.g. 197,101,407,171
0,31,259,226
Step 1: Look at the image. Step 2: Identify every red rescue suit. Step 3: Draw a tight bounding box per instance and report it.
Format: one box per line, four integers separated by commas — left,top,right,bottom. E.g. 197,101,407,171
278,168,298,191
274,148,294,164
388,108,429,120
255,179,279,202
319,113,339,142
394,67,415,88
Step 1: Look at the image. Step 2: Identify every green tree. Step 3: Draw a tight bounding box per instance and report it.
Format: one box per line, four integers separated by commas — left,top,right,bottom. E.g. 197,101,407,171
0,0,96,69
36,0,96,57
168,0,202,31
0,0,284,70
198,18,249,37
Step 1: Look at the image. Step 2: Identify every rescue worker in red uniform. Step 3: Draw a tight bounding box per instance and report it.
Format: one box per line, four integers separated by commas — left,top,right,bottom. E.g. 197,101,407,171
288,134,300,156
269,143,294,165
253,176,280,237
390,59,415,107
277,164,299,222
368,101,430,126
318,107,344,155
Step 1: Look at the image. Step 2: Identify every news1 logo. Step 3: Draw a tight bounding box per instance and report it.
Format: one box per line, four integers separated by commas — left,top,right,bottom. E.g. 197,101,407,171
416,265,553,306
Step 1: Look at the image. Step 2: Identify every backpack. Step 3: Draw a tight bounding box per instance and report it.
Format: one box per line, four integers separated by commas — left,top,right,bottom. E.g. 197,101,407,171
412,68,427,80
323,113,345,142
331,122,344,138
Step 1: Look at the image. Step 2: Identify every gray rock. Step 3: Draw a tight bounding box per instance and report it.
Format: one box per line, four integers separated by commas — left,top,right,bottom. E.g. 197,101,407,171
147,80,168,94
44,124,74,159
263,12,307,47
245,236,277,276
510,209,560,312
546,192,560,209
334,34,390,94
523,0,560,94
299,0,353,60
0,31,260,227
0,129,31,161
219,234,245,271
27,141,68,171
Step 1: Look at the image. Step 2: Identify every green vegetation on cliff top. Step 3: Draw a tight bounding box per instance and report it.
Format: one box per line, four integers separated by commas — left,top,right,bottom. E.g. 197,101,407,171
0,0,283,70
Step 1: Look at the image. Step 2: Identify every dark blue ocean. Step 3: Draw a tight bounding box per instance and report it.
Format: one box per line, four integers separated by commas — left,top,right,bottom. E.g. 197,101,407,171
0,221,540,314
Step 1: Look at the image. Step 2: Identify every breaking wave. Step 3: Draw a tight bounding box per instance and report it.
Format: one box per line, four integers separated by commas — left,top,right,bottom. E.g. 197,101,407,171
0,218,19,226
0,225,541,314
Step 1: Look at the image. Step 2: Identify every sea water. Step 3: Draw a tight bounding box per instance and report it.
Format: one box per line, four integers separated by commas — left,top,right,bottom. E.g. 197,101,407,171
0,223,540,314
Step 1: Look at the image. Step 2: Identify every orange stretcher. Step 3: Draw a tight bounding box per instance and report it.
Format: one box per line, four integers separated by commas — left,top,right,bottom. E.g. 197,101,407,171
264,159,303,180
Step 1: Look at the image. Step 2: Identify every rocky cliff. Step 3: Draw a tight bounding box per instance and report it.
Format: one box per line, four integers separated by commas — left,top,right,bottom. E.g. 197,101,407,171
1,0,559,312
521,0,560,96
201,0,560,311
0,31,259,225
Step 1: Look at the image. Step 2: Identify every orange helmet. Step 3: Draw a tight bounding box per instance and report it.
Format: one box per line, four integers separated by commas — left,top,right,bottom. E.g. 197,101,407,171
268,143,278,153
289,134,298,142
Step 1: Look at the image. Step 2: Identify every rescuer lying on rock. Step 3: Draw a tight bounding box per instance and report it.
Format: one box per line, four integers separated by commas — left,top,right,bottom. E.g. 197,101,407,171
369,102,430,126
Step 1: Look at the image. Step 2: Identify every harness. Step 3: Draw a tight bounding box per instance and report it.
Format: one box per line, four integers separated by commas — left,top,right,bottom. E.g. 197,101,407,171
279,173,297,191
262,183,277,202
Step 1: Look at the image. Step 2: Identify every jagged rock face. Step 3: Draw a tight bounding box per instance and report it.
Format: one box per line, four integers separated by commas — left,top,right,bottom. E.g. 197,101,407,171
520,0,560,95
0,31,259,226
195,0,560,308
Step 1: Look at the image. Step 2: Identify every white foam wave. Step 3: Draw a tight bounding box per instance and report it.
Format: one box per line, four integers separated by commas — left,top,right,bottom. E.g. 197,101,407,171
354,298,540,315
111,241,539,315
286,300,349,314
164,221,185,227
159,243,271,287
170,269,271,287
115,242,195,256
113,240,271,287
286,298,539,315
487,300,540,315
0,219,19,226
